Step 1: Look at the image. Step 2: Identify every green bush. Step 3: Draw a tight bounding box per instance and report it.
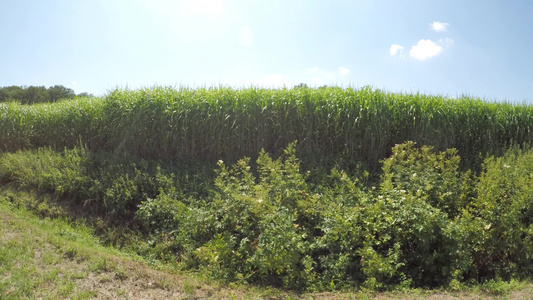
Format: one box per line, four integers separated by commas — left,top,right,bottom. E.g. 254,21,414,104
315,142,471,289
314,197,367,289
182,142,318,289
0,146,93,199
381,141,472,217
0,145,180,221
6,139,533,292
135,192,188,234
364,189,459,288
461,146,533,281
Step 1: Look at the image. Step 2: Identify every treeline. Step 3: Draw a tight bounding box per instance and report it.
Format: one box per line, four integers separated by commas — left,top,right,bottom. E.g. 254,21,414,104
0,85,94,104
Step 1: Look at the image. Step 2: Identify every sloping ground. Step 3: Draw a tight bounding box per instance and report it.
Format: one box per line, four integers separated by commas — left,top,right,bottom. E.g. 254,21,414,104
1,195,532,299
0,200,283,299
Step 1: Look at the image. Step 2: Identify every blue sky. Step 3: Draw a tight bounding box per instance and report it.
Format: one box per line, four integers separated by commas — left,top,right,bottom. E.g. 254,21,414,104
1,0,532,102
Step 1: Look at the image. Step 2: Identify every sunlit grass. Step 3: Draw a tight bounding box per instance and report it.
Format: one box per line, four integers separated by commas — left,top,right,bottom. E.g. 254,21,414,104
1,86,532,171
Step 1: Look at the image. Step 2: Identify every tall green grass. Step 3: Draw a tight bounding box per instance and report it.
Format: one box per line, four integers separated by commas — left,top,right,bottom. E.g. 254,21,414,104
0,97,104,151
1,87,532,171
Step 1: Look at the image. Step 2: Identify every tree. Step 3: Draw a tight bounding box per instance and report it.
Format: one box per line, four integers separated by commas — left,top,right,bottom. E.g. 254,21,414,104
0,85,90,103
47,85,75,102
76,92,94,98
293,83,309,89
22,86,48,104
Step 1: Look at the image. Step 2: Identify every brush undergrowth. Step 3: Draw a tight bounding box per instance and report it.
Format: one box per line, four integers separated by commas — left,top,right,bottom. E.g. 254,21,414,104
2,140,533,292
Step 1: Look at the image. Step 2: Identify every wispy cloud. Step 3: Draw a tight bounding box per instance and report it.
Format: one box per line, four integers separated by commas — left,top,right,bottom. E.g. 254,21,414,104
389,44,404,56
410,39,442,60
439,37,455,47
339,67,350,75
308,66,319,73
431,21,449,32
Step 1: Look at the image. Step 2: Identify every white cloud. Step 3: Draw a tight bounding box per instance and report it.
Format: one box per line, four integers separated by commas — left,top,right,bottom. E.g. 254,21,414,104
339,67,350,75
431,21,449,32
237,26,254,47
308,66,319,73
389,44,404,56
409,39,442,60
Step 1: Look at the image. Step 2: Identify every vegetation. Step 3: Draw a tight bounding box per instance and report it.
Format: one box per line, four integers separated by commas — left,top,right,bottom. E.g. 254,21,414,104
2,86,533,172
0,189,302,299
0,85,93,104
2,86,533,295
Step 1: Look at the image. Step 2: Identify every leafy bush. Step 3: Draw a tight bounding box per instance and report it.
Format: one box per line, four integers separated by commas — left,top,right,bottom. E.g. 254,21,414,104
460,146,533,281
135,192,188,235
381,141,472,217
182,142,318,289
0,146,93,199
316,142,471,289
6,139,533,292
0,145,179,221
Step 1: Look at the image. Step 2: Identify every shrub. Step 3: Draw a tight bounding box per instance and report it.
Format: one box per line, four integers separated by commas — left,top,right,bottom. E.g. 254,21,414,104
185,142,318,289
0,145,93,199
381,141,473,217
461,146,533,281
135,192,188,235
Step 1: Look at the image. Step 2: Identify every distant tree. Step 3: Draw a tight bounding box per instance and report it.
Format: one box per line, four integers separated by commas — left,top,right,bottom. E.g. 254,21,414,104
294,83,309,89
0,85,90,104
0,86,24,102
5,86,24,99
0,89,8,102
22,86,48,104
76,92,94,98
47,85,75,102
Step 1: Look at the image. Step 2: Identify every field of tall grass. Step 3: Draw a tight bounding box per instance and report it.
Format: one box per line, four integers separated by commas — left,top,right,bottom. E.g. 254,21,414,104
2,86,532,171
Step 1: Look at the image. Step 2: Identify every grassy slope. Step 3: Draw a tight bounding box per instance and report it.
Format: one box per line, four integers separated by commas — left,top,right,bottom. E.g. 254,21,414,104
0,188,300,299
1,189,532,299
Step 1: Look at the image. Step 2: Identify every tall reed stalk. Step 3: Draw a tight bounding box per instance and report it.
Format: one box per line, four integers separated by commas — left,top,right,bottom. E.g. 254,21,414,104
1,87,532,171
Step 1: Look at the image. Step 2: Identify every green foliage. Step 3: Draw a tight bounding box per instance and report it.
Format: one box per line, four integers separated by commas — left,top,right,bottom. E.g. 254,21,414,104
3,86,533,174
0,146,93,199
135,192,187,235
250,207,314,289
0,85,91,104
183,142,317,289
5,130,533,293
359,242,405,290
460,146,533,281
0,145,181,222
381,141,473,217
363,189,459,288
